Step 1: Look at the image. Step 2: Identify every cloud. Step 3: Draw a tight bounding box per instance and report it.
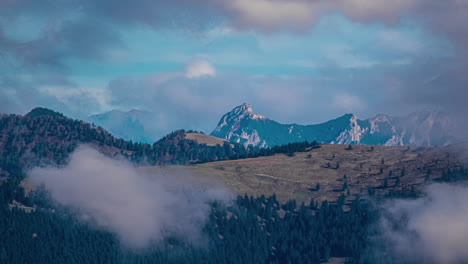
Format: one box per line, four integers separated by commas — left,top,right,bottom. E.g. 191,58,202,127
106,71,356,136
335,0,419,23
223,0,324,32
1,0,467,137
37,86,110,108
323,45,380,69
186,60,216,78
29,145,232,249
0,74,110,118
332,94,366,112
377,29,423,53
0,14,121,70
377,183,468,263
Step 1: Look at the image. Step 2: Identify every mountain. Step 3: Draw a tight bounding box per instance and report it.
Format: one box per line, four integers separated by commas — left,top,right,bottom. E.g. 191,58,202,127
88,109,158,143
211,103,456,147
0,108,227,177
1,107,312,178
0,108,139,177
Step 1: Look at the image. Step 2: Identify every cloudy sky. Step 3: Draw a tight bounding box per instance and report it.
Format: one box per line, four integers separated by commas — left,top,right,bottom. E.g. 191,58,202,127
1,0,467,133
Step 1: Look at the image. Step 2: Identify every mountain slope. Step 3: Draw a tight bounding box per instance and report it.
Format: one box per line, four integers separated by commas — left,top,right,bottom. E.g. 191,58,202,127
0,108,137,177
0,108,252,178
211,103,456,147
142,143,465,203
185,132,231,147
1,107,316,178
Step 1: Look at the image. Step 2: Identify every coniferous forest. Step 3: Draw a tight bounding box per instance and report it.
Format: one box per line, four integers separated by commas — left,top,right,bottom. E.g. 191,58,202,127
3,168,466,263
0,173,390,264
1,109,467,264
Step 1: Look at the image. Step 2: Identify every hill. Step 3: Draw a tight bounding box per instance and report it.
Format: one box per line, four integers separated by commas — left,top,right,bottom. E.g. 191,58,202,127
211,103,456,147
0,107,315,178
0,109,138,177
0,109,227,178
25,107,65,118
141,143,466,203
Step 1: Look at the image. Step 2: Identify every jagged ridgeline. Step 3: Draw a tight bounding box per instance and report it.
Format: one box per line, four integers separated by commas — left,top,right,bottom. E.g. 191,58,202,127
0,107,319,178
211,103,456,148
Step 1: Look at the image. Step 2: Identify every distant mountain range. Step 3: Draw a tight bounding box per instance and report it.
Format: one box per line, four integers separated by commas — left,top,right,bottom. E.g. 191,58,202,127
87,103,456,147
211,103,456,148
88,109,161,143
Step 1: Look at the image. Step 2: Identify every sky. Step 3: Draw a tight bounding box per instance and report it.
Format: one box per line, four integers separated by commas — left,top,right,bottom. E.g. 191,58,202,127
1,0,467,134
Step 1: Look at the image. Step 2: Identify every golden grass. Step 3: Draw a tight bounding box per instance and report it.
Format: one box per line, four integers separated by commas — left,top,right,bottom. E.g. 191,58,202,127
185,133,231,147
141,144,462,203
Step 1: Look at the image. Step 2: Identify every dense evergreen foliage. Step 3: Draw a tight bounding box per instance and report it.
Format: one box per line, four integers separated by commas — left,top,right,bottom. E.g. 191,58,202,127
0,111,134,177
130,130,319,165
436,167,468,182
25,107,65,118
6,170,464,263
1,175,376,264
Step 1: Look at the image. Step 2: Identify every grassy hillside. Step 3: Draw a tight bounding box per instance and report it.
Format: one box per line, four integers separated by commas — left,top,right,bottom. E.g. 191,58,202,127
141,144,465,204
185,133,231,147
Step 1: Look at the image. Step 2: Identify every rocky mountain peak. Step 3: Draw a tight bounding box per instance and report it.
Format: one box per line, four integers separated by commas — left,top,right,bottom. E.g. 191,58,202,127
211,104,456,148
213,103,267,133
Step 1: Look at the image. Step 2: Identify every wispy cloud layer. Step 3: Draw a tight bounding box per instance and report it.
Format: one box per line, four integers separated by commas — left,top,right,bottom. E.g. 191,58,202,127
378,183,468,263
29,145,232,249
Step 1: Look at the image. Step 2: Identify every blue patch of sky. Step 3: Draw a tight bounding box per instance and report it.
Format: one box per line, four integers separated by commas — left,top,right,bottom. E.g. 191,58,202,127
15,13,452,88
112,14,451,75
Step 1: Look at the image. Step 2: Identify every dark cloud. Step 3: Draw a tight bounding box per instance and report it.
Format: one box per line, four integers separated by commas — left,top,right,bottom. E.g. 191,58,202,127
401,1,468,123
60,19,122,61
0,17,121,70
0,74,107,118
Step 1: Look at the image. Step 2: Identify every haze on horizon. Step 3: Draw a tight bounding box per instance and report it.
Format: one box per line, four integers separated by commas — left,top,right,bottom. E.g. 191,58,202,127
1,0,467,135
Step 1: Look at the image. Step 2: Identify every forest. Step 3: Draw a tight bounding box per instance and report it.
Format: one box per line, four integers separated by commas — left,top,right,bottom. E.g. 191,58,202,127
1,108,467,263
0,172,397,264
2,167,467,263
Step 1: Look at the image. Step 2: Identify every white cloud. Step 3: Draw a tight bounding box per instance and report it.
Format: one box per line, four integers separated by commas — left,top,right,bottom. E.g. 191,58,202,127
29,146,232,249
37,86,110,109
379,184,468,263
185,60,216,79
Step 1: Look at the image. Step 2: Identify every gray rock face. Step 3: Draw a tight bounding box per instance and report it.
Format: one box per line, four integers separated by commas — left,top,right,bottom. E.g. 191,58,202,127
211,104,456,148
